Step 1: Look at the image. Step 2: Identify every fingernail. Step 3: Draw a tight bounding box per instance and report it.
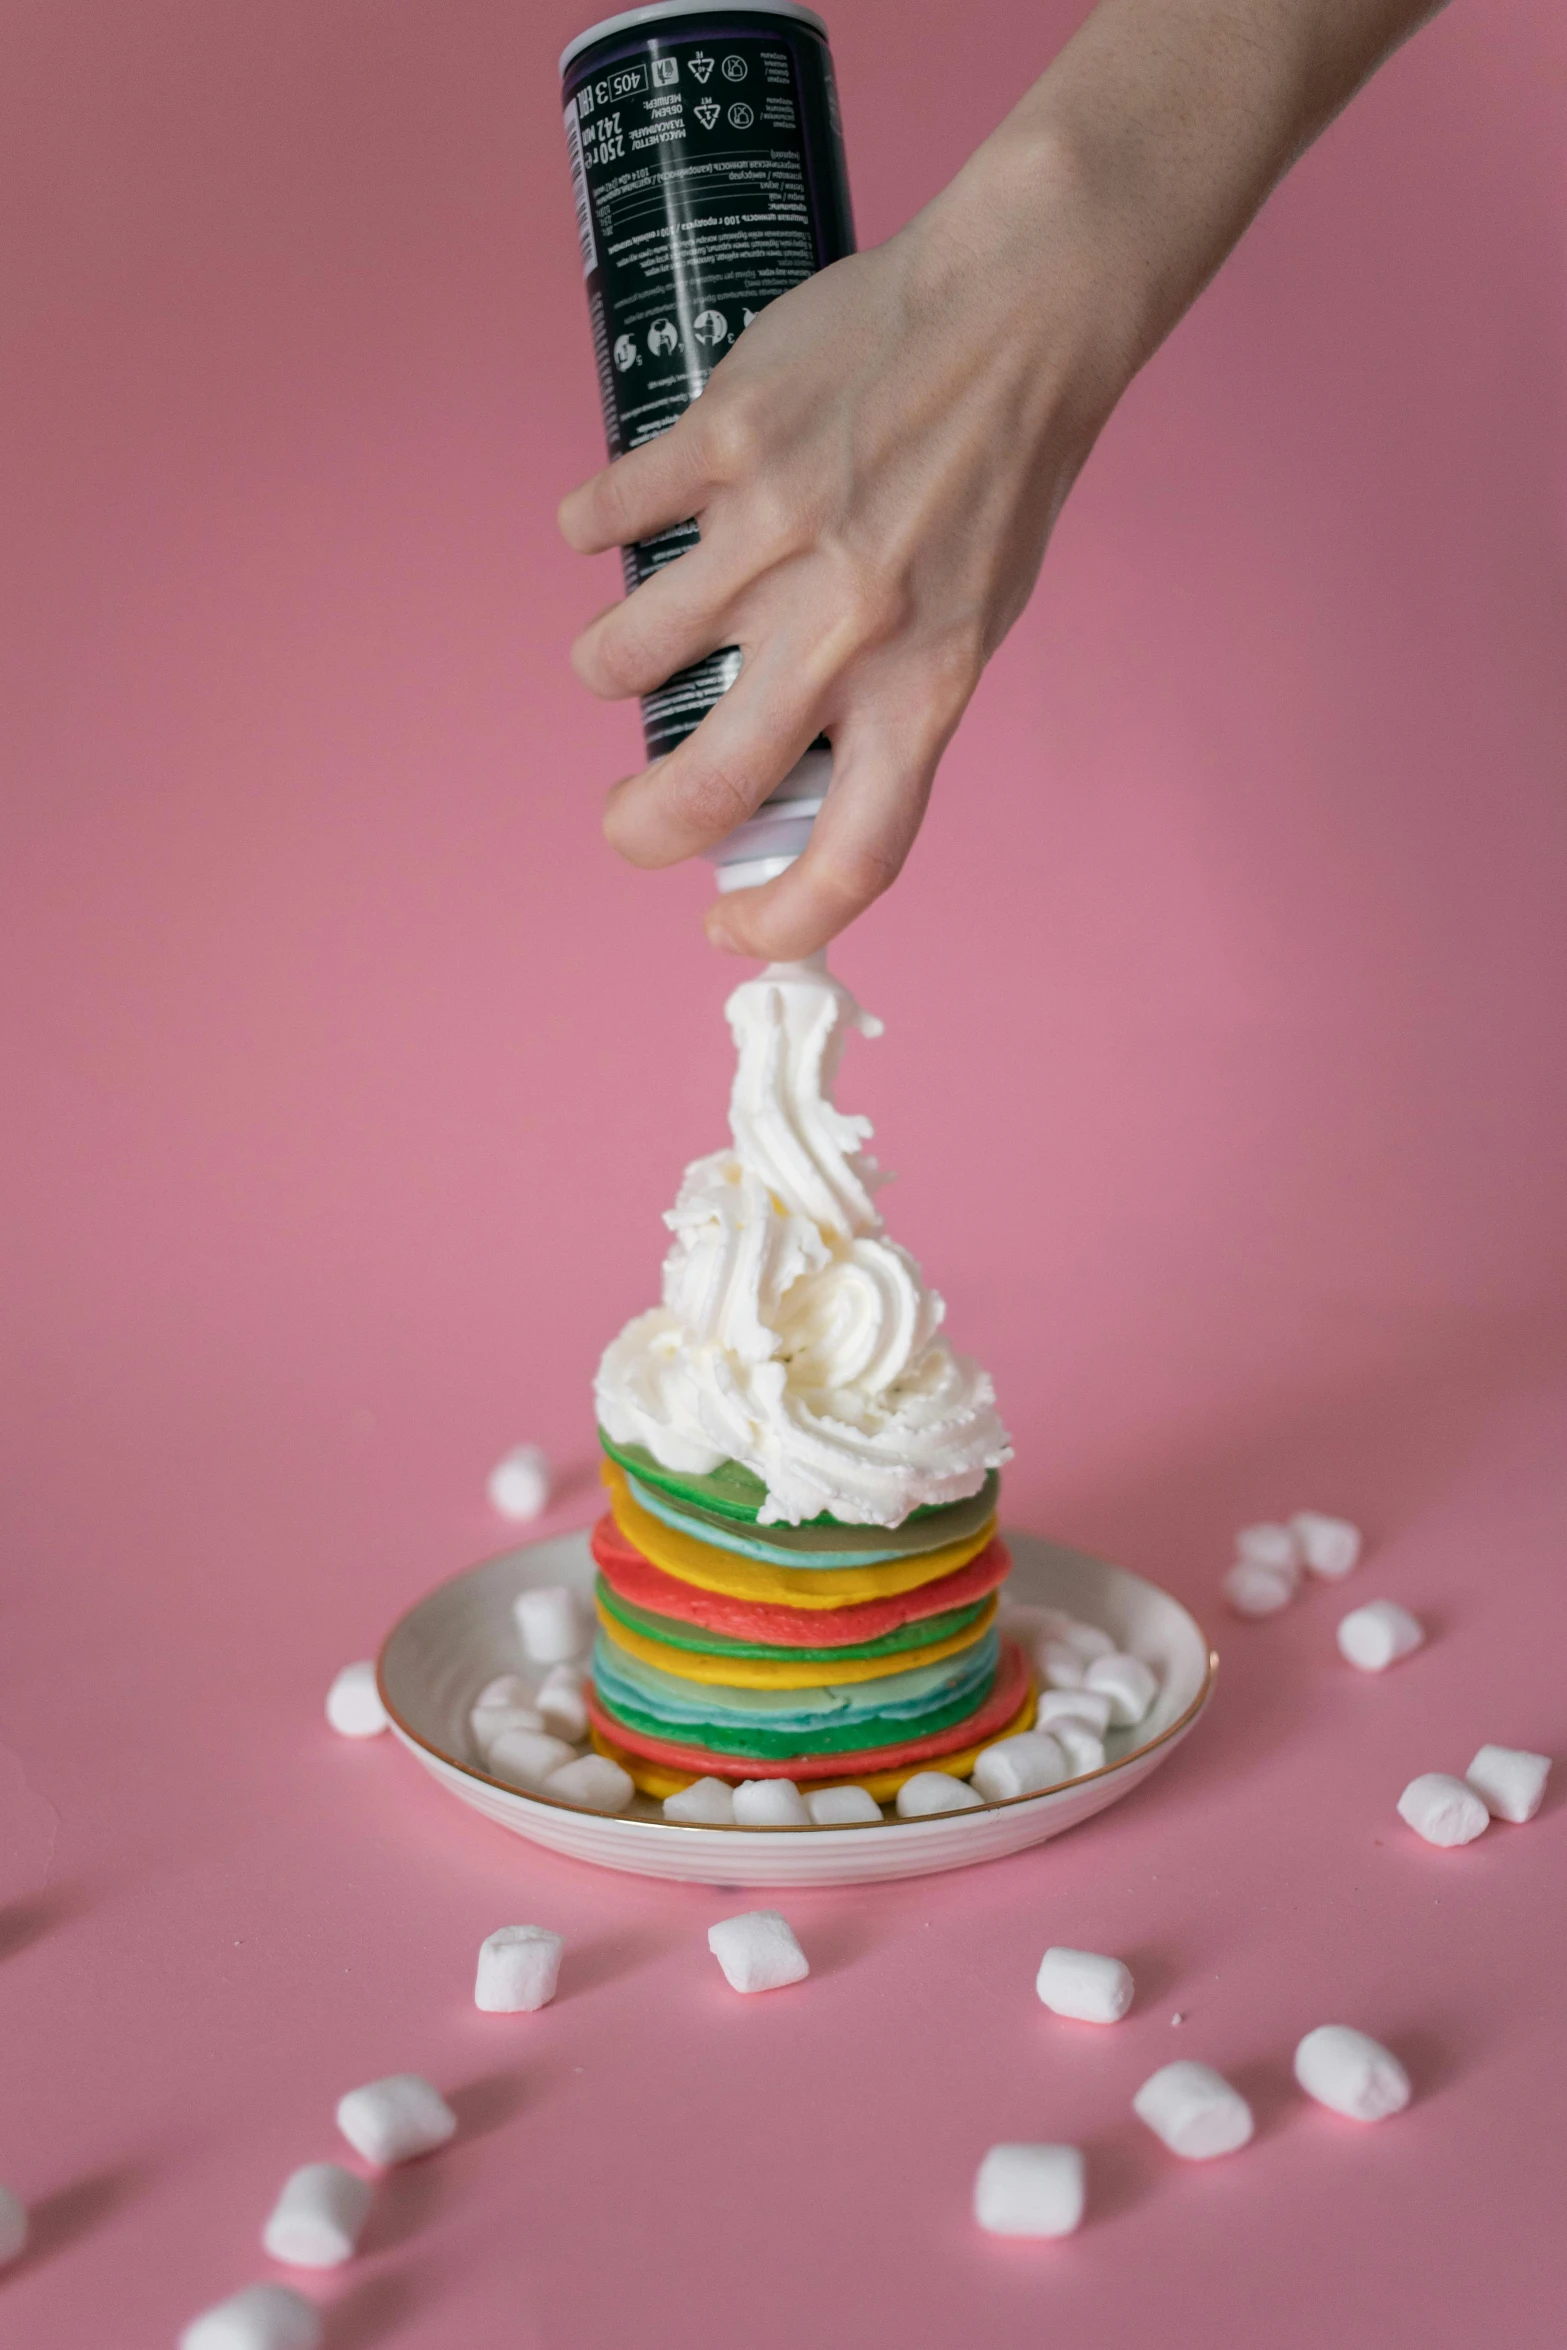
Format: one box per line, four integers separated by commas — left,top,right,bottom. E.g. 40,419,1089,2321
704,912,738,953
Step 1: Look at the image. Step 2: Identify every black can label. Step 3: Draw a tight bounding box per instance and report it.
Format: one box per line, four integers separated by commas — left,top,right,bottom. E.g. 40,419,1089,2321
563,10,853,760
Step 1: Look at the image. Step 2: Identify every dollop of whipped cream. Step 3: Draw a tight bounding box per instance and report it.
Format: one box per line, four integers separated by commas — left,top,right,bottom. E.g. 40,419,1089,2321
595,962,1011,1526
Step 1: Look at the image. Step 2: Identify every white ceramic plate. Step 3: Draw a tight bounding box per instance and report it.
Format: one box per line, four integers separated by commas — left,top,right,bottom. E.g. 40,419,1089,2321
379,1529,1216,1887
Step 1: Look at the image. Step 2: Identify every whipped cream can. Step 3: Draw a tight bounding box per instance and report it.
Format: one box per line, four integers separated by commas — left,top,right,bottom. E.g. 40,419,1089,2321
561,3,853,878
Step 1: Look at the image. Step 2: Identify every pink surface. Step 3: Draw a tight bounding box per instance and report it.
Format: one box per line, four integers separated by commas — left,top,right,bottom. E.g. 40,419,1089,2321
2,0,1565,2343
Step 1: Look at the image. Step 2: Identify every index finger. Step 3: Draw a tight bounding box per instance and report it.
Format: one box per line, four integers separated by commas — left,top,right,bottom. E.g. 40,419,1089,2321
558,421,712,555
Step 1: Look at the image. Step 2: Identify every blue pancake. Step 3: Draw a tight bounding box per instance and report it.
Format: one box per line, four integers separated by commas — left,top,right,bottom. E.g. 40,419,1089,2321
590,1625,1000,1740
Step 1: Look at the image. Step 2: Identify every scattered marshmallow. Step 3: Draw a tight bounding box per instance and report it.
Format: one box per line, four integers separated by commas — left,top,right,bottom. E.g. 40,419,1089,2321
1036,1946,1134,2024
895,1772,984,1818
325,1661,387,1739
1236,1522,1303,1573
1466,1744,1550,1825
486,1727,575,1791
0,2185,26,2267
1223,1560,1298,1619
179,2284,323,2350
973,2143,1086,2239
1338,1601,1424,1674
1397,1772,1489,1849
707,1910,809,1994
662,1776,737,1825
1084,1652,1157,1727
488,1442,551,1521
536,1663,590,1742
513,1584,586,1665
1035,1687,1113,1736
544,1754,633,1813
1291,1511,1362,1578
1133,2061,1254,2159
971,1731,1068,1802
336,2073,457,2168
261,2164,373,2269
808,1784,884,1824
1293,2025,1411,2121
732,1778,810,1828
1060,1619,1116,1663
1052,1723,1107,1778
1037,1640,1086,1690
475,1924,564,2012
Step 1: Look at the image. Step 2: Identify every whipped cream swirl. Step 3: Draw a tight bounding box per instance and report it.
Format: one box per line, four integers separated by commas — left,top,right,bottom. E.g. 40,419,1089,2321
595,963,1011,1527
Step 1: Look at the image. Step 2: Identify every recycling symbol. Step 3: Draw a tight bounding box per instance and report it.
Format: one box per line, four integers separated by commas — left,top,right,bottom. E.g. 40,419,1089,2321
687,51,714,83
693,96,720,130
613,333,639,372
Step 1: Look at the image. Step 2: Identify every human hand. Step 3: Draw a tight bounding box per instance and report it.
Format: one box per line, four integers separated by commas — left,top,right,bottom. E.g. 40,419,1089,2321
559,140,1141,959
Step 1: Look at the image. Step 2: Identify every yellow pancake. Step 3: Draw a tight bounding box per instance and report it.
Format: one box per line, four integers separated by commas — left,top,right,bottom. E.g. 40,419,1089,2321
592,1682,1038,1802
602,1459,998,1609
594,1593,998,1688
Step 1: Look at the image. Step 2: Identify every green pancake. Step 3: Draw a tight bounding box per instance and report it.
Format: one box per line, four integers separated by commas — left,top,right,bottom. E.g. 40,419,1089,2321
591,1674,999,1761
597,1429,996,1540
595,1575,992,1664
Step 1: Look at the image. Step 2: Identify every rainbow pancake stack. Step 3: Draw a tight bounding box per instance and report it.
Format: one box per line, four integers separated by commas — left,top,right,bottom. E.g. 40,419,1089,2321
586,1438,1035,1801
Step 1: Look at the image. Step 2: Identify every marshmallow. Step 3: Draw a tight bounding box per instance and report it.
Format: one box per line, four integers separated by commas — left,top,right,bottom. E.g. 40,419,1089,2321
973,2143,1085,2239
513,1584,586,1665
895,1772,984,1818
536,1663,590,1742
488,1442,551,1521
1236,1522,1303,1573
1338,1601,1424,1673
1466,1744,1551,1825
475,1924,564,2012
336,2074,457,2168
1133,2061,1254,2159
808,1784,884,1824
1291,1511,1362,1578
733,1777,811,1827
707,1910,809,1993
474,1672,530,1710
1036,1946,1134,2024
179,2285,323,2350
1059,1619,1116,1663
0,2185,26,2267
1084,1652,1157,1727
1037,1640,1086,1690
662,1776,737,1825
543,1754,633,1813
1294,2025,1411,2122
1397,1772,1488,1848
485,1726,574,1790
1034,1687,1113,1736
325,1661,387,1739
470,1678,545,1753
261,2164,372,2269
1223,1560,1297,1619
1052,1723,1107,1778
971,1731,1068,1802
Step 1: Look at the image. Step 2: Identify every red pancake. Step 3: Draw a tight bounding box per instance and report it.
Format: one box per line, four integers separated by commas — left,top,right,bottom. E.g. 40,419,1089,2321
585,1637,1031,1782
590,1514,1012,1647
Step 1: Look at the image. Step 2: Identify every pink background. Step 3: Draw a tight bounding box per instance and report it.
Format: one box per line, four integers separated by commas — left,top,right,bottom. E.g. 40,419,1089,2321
3,0,1565,2341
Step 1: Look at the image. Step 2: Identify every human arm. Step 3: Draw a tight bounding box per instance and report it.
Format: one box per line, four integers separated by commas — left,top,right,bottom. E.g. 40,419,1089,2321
559,0,1446,958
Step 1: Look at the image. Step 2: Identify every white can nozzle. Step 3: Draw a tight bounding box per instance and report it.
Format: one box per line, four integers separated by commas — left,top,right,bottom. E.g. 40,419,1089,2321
704,746,829,887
